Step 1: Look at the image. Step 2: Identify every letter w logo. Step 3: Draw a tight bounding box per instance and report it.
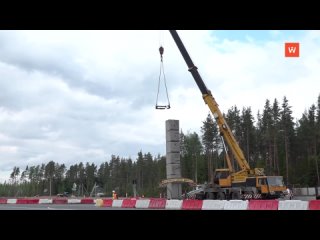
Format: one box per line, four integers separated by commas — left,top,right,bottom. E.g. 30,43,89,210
285,43,300,57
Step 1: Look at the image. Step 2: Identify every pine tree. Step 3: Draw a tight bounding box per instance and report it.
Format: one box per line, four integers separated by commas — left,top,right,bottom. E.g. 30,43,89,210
261,99,273,174
201,113,220,182
225,106,242,171
240,107,256,168
280,96,295,185
183,132,203,183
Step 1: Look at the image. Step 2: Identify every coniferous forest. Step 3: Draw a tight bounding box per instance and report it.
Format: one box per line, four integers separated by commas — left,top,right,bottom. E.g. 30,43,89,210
1,95,320,197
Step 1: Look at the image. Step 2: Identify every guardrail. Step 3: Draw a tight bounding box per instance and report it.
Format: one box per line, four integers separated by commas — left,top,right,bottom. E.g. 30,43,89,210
1,197,320,210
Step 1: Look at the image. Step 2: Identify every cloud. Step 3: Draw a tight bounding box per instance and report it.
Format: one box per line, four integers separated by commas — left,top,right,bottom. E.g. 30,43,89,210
0,30,319,182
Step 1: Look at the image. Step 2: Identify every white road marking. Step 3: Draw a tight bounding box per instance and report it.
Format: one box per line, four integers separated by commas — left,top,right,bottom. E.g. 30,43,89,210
47,206,72,210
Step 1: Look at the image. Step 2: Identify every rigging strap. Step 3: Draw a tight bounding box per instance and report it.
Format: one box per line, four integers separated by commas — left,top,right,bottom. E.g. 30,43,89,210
155,46,170,110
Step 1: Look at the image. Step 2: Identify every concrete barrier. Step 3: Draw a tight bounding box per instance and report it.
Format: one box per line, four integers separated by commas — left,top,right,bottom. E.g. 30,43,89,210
16,198,39,204
81,198,94,204
121,199,136,208
248,200,278,210
39,199,52,204
101,199,113,207
278,200,308,210
52,198,68,204
135,199,150,209
7,199,17,204
112,199,123,208
67,199,81,204
308,200,320,210
224,200,248,210
182,200,203,210
165,200,183,210
149,198,166,209
202,200,226,210
0,197,317,210
16,199,28,204
29,198,40,204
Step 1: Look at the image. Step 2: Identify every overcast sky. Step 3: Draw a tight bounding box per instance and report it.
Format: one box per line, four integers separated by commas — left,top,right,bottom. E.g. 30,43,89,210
0,30,319,182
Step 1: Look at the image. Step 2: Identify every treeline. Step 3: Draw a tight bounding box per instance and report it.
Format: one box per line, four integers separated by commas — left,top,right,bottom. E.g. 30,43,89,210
1,95,320,197
0,153,167,197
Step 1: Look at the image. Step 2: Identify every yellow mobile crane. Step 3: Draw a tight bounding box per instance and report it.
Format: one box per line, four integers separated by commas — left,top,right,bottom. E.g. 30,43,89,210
169,30,286,200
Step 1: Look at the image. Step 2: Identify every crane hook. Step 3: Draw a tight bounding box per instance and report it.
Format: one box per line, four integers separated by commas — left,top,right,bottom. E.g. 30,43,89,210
159,46,164,58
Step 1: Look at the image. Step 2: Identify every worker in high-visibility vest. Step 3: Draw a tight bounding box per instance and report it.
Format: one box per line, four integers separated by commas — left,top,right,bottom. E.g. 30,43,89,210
112,190,116,200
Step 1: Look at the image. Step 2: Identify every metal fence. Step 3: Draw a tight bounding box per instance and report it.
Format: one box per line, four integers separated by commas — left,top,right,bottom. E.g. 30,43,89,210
292,187,320,196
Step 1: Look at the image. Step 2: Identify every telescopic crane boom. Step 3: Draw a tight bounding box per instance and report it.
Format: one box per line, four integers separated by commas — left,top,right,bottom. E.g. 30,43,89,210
169,30,286,200
169,30,250,175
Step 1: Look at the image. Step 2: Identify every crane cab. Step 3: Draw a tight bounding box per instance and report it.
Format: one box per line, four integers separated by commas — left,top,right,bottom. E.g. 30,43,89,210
256,176,286,198
213,169,231,187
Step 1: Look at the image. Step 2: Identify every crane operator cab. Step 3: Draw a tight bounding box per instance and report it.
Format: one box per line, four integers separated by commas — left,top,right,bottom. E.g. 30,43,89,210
213,169,232,187
264,176,286,198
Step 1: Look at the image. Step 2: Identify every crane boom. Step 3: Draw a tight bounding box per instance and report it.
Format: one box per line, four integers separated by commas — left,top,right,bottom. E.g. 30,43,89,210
169,30,250,173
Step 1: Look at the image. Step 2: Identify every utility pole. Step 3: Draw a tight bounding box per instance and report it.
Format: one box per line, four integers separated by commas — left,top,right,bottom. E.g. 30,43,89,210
49,177,52,197
284,131,289,186
315,142,320,187
280,129,289,185
132,180,137,198
246,128,250,166
283,111,290,186
195,154,198,184
315,157,320,187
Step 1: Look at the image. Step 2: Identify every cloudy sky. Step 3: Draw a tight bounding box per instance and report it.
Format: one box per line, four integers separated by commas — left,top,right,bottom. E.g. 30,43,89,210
0,30,319,182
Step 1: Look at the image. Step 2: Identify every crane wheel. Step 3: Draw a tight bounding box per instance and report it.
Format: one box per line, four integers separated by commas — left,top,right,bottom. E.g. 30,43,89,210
217,192,225,200
231,192,240,200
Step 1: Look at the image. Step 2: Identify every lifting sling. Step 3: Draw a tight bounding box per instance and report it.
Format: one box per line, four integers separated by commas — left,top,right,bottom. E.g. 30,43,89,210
155,46,170,110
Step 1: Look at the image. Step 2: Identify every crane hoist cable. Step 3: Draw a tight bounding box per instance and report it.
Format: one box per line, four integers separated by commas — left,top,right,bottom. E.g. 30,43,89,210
155,45,170,110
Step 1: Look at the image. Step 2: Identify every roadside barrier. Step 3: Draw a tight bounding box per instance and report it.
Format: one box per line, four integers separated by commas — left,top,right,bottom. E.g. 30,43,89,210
278,200,308,210
102,199,113,207
39,199,52,204
308,200,320,210
165,199,183,210
81,198,94,204
149,198,166,209
52,198,68,204
224,200,248,210
16,198,39,204
67,199,81,204
248,200,278,210
16,199,27,204
182,199,203,210
7,199,17,204
0,197,318,210
121,199,136,208
135,199,150,209
202,200,226,210
112,199,123,208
